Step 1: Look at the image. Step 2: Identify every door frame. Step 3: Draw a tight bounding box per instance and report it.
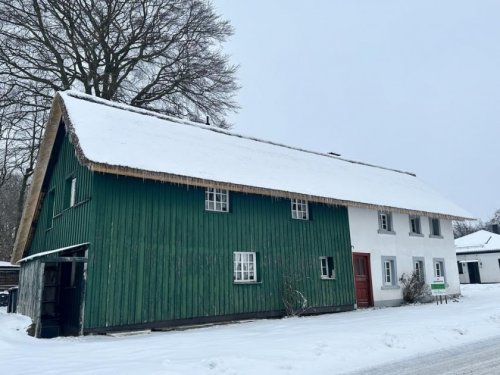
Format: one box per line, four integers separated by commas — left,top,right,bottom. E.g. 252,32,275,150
467,261,481,284
39,245,88,337
352,252,374,307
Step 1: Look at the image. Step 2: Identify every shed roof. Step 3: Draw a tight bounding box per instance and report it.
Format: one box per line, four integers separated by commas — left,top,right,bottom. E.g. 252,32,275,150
0,261,18,268
12,91,471,262
455,230,500,254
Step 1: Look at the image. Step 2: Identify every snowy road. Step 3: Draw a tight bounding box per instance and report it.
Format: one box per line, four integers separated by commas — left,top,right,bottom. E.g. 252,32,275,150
344,335,500,375
2,284,500,374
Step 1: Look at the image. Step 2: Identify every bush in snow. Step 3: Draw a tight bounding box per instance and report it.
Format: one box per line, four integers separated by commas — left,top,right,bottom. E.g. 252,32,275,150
282,274,308,316
399,271,432,303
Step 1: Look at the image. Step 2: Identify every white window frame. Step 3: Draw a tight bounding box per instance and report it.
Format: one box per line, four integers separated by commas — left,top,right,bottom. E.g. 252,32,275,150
205,188,229,212
434,258,445,279
409,215,422,236
69,177,77,207
381,256,398,288
378,211,394,234
429,218,442,238
47,189,55,229
384,261,393,284
291,199,309,220
320,256,336,279
413,257,425,282
233,252,257,283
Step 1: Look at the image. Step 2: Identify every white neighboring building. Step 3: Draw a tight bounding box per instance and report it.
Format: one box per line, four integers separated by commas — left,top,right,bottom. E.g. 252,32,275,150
349,208,460,307
455,230,500,284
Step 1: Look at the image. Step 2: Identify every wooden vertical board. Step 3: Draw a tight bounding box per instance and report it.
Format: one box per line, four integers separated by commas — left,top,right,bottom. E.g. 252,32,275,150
86,172,355,330
22,130,96,330
29,134,94,256
17,260,44,333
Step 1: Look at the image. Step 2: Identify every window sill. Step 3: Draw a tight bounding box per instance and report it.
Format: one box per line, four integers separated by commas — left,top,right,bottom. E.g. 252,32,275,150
429,234,443,239
320,277,336,281
233,281,262,285
205,209,229,213
409,232,424,237
377,229,396,235
381,285,400,290
53,198,92,219
73,198,91,208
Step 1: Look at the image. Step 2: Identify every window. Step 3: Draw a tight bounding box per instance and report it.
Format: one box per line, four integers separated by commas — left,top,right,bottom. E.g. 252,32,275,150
205,188,229,212
458,261,464,274
413,257,425,281
378,211,394,233
46,189,55,228
409,215,422,235
434,259,445,280
233,252,257,283
64,176,77,208
429,218,442,237
320,256,335,279
381,256,397,288
70,177,77,207
498,259,500,270
291,199,309,220
384,260,394,284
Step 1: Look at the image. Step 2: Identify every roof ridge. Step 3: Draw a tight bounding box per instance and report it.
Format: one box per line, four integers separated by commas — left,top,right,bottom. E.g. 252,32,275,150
61,90,417,178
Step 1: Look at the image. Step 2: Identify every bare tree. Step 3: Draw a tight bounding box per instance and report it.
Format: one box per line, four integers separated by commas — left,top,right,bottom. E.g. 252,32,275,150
0,0,239,126
453,220,484,239
487,209,500,225
0,0,239,258
0,175,22,260
0,84,46,259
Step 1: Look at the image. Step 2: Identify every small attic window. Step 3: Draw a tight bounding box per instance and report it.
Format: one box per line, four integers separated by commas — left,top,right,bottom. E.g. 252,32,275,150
291,199,309,220
46,189,55,229
429,218,442,238
205,188,229,212
65,177,77,208
378,211,395,234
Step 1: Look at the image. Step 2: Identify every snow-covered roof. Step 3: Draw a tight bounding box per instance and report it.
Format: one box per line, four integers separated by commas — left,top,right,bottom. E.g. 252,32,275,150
455,230,500,254
11,91,471,263
60,91,470,219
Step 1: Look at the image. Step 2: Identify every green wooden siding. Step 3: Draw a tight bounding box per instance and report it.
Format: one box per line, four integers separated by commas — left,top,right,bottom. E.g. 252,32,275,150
28,133,94,256
85,174,355,330
23,126,356,332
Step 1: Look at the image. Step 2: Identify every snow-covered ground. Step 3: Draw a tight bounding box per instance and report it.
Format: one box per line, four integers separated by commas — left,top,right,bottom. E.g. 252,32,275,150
1,284,500,375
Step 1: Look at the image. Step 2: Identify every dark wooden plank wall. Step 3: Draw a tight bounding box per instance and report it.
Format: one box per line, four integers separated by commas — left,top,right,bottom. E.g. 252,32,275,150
0,268,19,290
85,174,355,330
17,259,44,336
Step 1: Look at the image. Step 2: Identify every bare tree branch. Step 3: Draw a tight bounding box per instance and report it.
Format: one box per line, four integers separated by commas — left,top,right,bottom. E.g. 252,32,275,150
0,0,240,258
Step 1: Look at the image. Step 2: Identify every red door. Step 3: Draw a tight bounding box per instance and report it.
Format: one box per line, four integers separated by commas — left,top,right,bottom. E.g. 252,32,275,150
353,252,373,308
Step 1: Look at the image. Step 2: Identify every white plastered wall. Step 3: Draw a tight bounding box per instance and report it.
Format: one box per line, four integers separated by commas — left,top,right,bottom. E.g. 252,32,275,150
348,207,461,307
457,252,500,284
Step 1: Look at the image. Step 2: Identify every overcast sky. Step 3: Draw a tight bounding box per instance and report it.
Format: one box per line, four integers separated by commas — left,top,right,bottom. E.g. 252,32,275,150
213,0,500,221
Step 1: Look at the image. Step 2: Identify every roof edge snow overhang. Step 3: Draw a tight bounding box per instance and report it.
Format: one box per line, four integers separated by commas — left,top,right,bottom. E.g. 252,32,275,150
11,93,473,263
456,249,500,256
87,159,472,221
